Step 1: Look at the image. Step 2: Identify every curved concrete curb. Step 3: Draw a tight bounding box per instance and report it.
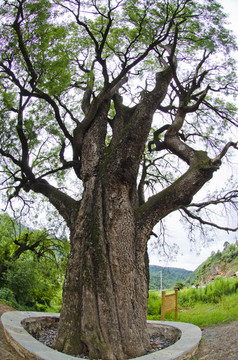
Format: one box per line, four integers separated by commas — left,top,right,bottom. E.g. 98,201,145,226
1,311,201,360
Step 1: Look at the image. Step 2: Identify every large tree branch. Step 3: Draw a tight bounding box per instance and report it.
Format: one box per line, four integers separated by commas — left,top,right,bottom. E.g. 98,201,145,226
0,63,28,95
0,148,21,168
188,50,211,95
135,153,220,242
73,77,129,160
33,88,74,143
72,11,183,160
105,66,174,186
141,124,237,240
16,95,36,181
164,117,201,166
12,233,41,261
27,179,80,230
77,40,174,140
0,156,79,228
55,97,80,125
12,3,38,88
183,85,210,113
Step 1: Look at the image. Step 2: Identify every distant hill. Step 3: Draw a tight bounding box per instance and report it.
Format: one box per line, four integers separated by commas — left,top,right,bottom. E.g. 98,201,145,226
149,265,192,290
185,242,238,285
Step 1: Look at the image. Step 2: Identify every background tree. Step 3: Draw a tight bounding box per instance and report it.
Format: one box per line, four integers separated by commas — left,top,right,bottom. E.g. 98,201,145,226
173,282,185,290
0,0,237,359
0,213,69,308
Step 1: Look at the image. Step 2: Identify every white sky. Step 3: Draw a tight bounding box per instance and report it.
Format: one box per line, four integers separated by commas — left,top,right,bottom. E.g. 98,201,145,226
149,0,238,271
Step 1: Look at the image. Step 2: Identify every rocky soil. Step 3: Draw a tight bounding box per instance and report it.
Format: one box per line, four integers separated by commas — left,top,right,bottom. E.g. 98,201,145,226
0,303,237,360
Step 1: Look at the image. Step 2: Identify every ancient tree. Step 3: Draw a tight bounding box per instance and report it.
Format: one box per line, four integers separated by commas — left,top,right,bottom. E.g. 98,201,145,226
0,0,237,358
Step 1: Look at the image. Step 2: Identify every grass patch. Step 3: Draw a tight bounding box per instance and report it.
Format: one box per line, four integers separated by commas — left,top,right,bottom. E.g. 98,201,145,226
147,288,238,328
177,293,238,327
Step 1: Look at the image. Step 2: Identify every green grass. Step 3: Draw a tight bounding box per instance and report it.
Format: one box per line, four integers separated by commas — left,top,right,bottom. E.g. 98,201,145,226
177,293,238,327
147,290,161,316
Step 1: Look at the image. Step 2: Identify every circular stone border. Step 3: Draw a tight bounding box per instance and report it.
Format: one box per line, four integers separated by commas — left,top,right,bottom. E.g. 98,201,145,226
1,311,201,360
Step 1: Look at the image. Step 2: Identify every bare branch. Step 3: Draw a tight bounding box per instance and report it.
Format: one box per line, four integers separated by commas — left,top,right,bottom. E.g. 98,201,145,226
181,206,238,232
55,97,80,125
188,190,238,211
212,141,238,165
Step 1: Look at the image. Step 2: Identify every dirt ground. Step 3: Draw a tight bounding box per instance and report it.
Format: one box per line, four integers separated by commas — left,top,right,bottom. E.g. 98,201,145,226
0,303,237,360
0,303,22,359
194,320,238,360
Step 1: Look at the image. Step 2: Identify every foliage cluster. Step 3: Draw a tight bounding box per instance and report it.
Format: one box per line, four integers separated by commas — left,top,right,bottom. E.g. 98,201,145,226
0,213,69,311
0,288,18,308
220,243,238,263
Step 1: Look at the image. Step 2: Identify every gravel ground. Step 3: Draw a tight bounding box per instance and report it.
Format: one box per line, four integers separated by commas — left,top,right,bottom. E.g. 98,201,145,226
33,326,174,357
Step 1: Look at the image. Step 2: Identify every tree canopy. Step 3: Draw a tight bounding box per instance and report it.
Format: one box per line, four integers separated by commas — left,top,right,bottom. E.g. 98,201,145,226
0,0,237,234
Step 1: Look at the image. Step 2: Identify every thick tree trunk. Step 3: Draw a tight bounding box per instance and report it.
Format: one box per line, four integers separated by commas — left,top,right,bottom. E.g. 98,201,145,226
53,174,150,359
52,66,220,359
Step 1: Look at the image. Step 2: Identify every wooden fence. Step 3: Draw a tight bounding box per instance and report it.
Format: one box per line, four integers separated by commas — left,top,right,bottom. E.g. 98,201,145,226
161,289,178,321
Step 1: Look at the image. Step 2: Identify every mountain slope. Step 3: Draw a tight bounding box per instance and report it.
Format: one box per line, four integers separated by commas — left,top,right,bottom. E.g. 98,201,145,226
149,265,192,290
185,242,238,285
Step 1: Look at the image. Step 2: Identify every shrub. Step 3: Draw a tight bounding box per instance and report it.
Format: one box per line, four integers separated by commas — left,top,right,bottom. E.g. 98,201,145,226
178,287,201,307
3,257,61,309
4,259,37,306
0,287,18,307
